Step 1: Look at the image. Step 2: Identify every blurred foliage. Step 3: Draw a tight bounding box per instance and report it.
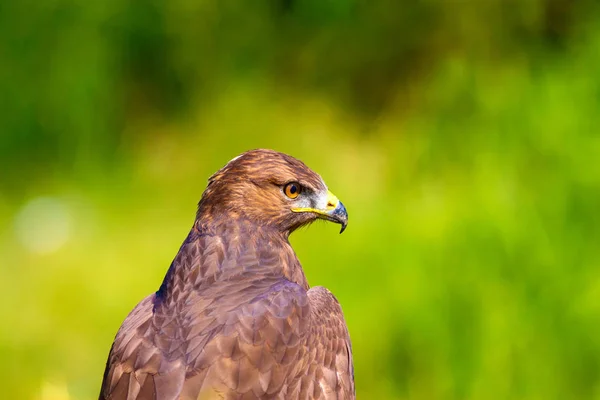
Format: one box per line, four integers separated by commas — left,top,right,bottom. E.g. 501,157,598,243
2,0,600,399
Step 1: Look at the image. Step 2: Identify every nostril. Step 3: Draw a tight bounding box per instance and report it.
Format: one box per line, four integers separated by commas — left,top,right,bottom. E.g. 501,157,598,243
327,201,335,209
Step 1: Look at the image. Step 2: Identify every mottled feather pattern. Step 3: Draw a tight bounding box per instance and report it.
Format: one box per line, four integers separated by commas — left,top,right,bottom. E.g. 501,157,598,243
99,150,354,399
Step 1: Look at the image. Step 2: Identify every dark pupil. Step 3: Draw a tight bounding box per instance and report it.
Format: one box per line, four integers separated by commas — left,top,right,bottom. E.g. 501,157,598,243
289,185,297,194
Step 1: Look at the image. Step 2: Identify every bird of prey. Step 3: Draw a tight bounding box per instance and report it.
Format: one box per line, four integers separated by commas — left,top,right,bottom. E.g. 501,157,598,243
99,149,355,399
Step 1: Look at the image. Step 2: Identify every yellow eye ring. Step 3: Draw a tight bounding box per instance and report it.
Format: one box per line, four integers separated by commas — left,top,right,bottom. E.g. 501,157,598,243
284,182,301,199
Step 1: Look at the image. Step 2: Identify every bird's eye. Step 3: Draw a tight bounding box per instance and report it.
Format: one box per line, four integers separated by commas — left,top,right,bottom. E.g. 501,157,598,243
284,182,301,199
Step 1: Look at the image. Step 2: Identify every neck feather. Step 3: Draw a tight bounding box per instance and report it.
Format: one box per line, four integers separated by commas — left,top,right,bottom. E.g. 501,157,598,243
156,220,308,303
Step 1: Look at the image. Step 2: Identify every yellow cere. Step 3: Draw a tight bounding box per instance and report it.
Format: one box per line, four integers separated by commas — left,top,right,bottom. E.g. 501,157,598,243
325,190,339,210
291,190,339,215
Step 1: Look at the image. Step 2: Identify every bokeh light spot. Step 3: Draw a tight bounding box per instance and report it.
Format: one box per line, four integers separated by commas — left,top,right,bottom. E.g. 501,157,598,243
14,197,72,254
38,380,71,400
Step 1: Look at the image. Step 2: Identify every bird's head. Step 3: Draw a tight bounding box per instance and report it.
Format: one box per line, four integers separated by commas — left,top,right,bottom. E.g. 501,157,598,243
197,149,348,235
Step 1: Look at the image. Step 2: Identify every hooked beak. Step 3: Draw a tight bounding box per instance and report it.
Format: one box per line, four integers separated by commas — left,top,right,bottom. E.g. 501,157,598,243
292,190,349,233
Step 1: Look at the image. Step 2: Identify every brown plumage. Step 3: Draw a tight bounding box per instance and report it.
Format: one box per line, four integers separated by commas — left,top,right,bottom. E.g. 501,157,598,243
99,149,355,399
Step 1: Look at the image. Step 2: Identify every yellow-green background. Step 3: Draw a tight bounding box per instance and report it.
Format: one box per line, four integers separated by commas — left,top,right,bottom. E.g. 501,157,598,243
2,1,600,399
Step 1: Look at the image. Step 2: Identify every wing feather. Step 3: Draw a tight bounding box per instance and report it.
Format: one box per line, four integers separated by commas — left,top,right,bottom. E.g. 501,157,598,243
100,279,354,399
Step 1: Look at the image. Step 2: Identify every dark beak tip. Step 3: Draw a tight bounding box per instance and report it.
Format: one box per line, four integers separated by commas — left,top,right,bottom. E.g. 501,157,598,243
335,201,348,234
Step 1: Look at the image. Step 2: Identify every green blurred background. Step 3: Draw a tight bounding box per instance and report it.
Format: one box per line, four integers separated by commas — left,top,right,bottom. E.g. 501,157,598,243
2,1,600,399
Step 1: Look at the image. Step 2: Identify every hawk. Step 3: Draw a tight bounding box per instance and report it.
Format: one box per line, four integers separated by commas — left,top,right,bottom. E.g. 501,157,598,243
99,149,355,399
